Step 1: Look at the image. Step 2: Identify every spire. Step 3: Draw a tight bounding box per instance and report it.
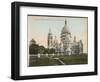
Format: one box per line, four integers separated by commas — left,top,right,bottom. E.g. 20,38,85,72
48,28,53,49
74,36,76,42
65,19,67,25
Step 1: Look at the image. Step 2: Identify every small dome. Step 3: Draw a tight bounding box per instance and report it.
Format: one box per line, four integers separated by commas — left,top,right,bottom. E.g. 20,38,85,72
30,39,36,44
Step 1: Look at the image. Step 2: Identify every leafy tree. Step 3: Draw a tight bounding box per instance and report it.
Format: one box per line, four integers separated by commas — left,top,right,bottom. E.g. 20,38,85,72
29,38,55,55
29,44,39,54
43,48,49,54
48,48,55,54
38,45,45,54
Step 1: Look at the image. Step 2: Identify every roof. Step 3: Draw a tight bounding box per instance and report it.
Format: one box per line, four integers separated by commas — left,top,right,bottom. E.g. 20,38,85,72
61,20,71,34
30,39,36,44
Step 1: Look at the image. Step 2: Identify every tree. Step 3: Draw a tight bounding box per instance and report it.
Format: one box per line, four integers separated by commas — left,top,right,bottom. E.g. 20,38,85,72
43,48,49,54
29,38,56,55
38,45,45,54
29,44,39,54
48,48,55,54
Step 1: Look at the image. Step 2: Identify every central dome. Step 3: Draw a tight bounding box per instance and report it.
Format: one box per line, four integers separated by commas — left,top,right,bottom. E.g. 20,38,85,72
61,20,70,34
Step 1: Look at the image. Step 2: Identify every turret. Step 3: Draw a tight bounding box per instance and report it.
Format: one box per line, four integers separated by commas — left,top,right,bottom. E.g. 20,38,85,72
48,28,53,49
73,36,76,43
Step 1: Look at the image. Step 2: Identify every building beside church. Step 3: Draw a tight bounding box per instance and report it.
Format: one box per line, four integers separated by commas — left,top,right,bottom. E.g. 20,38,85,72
47,20,83,55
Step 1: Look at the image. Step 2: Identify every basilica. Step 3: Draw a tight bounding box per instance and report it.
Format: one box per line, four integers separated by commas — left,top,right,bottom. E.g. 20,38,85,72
47,20,83,55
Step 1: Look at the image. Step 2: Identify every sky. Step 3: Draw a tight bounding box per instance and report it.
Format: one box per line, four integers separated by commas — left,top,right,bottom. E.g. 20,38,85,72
28,15,88,53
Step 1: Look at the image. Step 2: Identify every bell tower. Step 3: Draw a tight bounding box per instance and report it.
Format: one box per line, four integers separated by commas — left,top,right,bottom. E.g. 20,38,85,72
48,28,53,49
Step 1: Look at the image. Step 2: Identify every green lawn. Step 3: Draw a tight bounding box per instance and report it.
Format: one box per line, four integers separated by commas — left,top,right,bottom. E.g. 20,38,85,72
29,57,61,66
29,54,88,67
58,54,88,65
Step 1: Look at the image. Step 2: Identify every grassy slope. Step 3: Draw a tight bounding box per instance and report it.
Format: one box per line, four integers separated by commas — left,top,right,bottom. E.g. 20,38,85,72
58,55,87,65
29,54,88,66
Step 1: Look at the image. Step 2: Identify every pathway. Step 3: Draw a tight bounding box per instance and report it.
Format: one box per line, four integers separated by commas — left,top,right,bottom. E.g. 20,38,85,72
53,58,65,65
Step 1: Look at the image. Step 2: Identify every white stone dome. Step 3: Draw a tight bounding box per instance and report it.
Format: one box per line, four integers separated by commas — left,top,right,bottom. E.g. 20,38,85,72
61,20,71,34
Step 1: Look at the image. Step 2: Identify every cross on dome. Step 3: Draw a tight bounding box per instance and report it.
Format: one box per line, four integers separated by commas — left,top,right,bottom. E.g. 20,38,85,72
61,19,71,34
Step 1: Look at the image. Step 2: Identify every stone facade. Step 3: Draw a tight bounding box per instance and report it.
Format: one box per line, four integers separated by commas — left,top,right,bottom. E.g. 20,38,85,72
47,20,83,55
